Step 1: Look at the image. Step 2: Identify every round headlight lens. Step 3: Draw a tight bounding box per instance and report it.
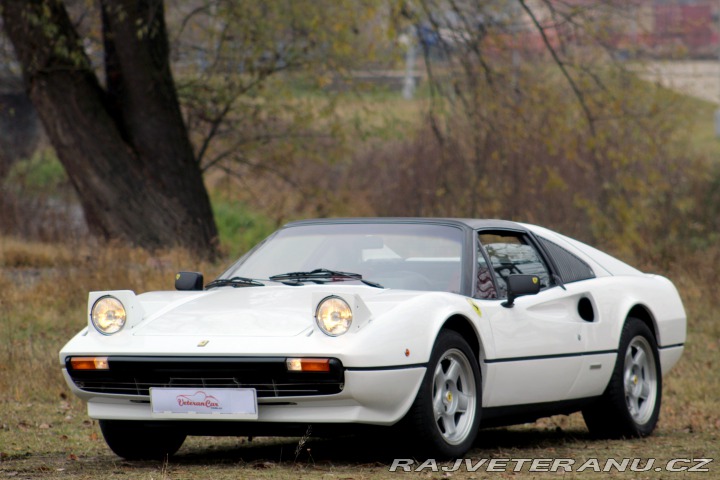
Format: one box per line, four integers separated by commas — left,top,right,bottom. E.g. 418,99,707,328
315,296,353,336
91,296,127,335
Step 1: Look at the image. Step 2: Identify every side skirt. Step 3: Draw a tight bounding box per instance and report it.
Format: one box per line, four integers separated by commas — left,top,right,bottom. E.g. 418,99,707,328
480,397,600,428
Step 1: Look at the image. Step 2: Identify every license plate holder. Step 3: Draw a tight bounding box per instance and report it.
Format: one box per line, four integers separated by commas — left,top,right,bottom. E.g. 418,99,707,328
150,388,258,420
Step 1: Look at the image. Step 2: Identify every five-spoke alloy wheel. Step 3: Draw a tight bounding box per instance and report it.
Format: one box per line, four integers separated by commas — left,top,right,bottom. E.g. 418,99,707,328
403,329,482,457
432,348,478,445
623,335,658,425
583,317,662,438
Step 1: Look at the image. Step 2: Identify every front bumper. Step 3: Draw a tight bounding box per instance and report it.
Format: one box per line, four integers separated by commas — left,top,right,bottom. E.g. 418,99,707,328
62,365,426,426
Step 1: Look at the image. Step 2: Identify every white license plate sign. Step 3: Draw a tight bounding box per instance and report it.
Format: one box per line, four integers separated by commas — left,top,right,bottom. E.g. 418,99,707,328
150,388,258,420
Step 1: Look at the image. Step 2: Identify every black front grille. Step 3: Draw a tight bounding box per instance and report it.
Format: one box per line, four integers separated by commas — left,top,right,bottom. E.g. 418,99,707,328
67,356,344,397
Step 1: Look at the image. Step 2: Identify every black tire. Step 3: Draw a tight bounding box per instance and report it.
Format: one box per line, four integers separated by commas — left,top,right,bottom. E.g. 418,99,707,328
401,330,482,458
582,317,662,438
99,420,186,460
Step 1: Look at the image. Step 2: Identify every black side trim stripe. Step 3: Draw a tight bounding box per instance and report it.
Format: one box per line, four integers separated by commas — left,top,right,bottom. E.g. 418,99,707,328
346,363,428,372
345,345,683,371
484,349,617,364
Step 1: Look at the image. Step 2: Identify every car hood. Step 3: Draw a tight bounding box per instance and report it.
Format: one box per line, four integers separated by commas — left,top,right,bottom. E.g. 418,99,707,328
131,285,412,338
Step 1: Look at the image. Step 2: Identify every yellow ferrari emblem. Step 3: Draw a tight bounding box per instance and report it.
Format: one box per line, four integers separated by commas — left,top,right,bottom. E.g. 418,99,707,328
446,391,453,402
176,273,181,280
466,298,482,317
532,276,539,284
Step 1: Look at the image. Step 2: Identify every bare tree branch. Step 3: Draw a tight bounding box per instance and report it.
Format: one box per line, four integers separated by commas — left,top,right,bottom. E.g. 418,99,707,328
518,0,596,136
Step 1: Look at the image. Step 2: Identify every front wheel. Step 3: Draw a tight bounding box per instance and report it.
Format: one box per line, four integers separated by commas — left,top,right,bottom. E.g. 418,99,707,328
99,420,186,460
582,318,662,438
401,330,482,458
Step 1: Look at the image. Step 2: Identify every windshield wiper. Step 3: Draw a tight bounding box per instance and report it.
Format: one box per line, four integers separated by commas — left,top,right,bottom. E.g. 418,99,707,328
269,268,383,288
205,276,264,289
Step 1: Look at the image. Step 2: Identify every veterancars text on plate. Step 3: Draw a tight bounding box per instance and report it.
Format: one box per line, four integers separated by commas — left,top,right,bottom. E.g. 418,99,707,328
60,218,686,459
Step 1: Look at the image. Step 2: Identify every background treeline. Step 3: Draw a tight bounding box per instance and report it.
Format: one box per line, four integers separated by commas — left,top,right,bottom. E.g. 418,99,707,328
0,0,718,269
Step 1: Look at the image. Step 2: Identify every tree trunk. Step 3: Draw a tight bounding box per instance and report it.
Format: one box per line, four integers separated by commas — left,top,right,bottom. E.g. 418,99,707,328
1,0,218,257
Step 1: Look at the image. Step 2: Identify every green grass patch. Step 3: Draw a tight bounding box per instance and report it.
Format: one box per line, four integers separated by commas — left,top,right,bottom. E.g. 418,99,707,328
211,194,275,259
688,102,720,159
5,148,67,193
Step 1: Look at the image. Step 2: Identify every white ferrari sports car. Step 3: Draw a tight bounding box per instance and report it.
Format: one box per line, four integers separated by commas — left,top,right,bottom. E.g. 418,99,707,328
60,218,686,459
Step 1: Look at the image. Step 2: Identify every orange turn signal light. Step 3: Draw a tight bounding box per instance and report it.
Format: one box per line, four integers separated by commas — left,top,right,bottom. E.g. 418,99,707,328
69,356,109,371
286,358,330,372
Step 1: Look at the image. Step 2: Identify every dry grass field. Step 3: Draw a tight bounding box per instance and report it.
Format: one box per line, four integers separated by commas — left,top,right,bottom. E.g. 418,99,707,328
0,237,718,479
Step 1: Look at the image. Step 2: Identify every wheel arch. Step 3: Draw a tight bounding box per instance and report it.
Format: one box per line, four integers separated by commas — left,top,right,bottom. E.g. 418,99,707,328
626,304,658,341
439,314,483,364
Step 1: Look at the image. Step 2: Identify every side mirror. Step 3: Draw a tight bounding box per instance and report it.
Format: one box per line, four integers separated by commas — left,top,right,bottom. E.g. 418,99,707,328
501,274,541,308
175,271,204,291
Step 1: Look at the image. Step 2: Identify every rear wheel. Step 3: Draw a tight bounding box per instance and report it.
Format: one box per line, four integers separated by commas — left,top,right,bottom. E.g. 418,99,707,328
99,420,186,460
582,318,661,438
401,330,481,457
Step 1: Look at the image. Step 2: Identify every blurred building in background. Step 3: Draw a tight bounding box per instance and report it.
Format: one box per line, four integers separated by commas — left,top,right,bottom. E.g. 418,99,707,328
423,0,718,60
622,0,718,58
554,0,719,58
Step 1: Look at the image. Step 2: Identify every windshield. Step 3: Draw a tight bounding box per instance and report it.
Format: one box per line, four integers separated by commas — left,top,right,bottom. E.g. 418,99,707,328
222,223,465,292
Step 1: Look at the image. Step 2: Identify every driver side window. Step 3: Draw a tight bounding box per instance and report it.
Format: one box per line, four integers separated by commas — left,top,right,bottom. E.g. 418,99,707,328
478,232,551,298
